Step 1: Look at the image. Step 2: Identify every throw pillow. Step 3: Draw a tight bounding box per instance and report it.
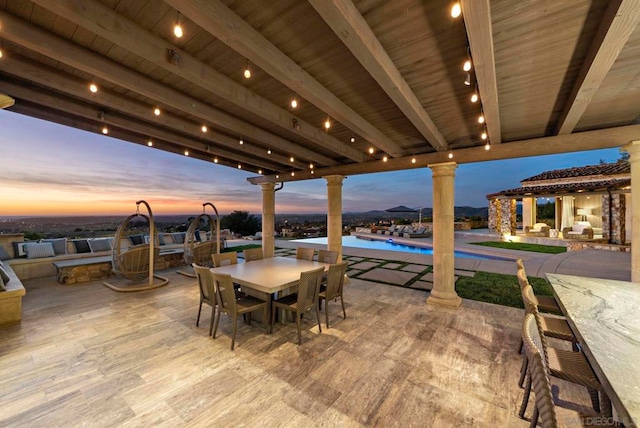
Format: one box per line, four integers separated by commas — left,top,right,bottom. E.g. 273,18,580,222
41,238,68,255
0,275,5,292
172,232,186,244
128,234,145,246
0,245,11,261
73,239,92,254
88,237,113,252
24,242,56,259
12,242,29,258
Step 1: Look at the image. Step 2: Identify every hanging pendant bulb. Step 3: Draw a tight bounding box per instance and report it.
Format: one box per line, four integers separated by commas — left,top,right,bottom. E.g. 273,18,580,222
290,97,298,109
350,136,356,143
448,151,453,159
0,49,3,59
243,61,251,79
324,117,331,130
382,155,388,162
471,93,478,103
485,142,491,151
214,157,219,163
267,149,272,155
478,114,485,124
258,169,263,174
153,107,161,116
173,12,183,38
102,125,109,135
147,140,153,147
238,164,242,169
464,72,471,86
481,131,487,140
368,147,375,154
239,138,244,145
411,157,416,164
451,2,461,18
89,83,98,93
184,150,189,156
201,125,208,133
463,59,472,72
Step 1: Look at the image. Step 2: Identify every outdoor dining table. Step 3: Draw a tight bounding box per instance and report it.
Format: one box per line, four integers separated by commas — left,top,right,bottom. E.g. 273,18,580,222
546,273,640,428
210,256,330,321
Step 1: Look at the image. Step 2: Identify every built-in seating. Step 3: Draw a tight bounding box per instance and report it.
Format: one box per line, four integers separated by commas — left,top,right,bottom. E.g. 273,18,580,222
0,261,26,325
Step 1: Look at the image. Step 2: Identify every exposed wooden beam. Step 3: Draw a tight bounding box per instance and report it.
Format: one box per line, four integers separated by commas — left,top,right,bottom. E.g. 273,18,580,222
309,0,448,151
32,0,367,163
461,0,501,144
0,10,336,167
248,125,640,184
556,0,640,135
0,54,293,171
0,79,280,172
163,0,404,158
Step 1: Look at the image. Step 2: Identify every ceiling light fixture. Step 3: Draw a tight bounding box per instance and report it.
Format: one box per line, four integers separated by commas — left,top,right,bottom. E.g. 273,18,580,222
276,175,280,179
311,170,315,175
173,12,183,38
102,125,108,135
463,59,472,72
451,2,461,18
89,83,98,93
201,125,208,133
154,107,161,116
98,110,108,134
243,60,251,79
290,171,295,177
309,163,314,169
238,164,242,169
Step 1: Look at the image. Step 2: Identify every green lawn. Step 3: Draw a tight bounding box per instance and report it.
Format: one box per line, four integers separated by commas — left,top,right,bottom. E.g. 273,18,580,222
456,271,554,309
469,241,567,254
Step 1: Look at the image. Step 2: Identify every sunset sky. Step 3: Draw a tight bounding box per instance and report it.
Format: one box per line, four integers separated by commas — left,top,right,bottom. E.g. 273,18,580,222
0,109,621,217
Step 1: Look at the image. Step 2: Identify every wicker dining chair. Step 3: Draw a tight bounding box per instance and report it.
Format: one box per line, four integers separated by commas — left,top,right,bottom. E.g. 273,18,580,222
211,272,269,350
522,314,558,428
317,249,339,264
192,263,216,336
296,247,315,261
318,262,348,328
212,251,238,267
519,286,611,419
243,247,264,262
271,267,324,345
516,259,562,315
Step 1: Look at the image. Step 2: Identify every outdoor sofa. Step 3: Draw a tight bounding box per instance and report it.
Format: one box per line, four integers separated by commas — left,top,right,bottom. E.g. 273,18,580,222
524,223,550,237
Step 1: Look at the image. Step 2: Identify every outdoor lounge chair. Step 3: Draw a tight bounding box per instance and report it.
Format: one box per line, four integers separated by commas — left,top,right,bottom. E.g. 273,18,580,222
382,225,397,235
403,227,429,238
525,223,550,237
392,226,409,236
562,221,594,240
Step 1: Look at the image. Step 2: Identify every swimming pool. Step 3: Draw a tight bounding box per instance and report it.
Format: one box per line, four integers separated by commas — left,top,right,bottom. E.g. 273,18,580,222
292,236,514,261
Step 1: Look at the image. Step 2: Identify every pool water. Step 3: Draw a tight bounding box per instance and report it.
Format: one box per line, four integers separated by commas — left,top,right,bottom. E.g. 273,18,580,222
292,236,513,261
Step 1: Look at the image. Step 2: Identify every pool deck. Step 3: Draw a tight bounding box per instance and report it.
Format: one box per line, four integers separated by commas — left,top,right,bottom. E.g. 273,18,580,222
258,231,631,290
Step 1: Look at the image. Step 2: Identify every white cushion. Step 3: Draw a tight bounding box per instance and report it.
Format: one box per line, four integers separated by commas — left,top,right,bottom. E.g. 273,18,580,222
572,224,589,233
576,221,592,227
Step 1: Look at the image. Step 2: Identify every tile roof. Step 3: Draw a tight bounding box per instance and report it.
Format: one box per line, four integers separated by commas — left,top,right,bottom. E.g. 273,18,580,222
486,178,631,199
521,162,630,183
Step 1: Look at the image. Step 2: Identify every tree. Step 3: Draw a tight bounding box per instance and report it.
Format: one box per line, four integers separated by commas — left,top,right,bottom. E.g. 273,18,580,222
221,211,261,236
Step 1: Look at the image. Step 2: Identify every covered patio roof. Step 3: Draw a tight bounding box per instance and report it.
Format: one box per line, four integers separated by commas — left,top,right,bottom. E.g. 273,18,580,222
486,178,631,199
1,0,640,184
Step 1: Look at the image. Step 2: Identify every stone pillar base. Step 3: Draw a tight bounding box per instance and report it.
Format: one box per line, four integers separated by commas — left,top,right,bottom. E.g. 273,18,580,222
426,294,462,308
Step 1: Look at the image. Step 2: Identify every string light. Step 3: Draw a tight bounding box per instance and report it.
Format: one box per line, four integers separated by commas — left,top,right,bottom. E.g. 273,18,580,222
448,151,453,159
290,97,298,109
275,175,280,179
258,169,263,174
464,72,471,86
291,171,295,177
324,117,331,130
290,156,295,163
243,60,251,79
214,157,218,163
89,83,98,93
478,114,485,124
239,138,244,145
463,59,471,72
0,49,3,59
201,125,208,133
309,163,314,169
382,155,388,162
102,125,108,135
368,147,375,154
98,110,108,134
471,92,478,103
481,131,488,140
485,141,491,151
267,149,272,155
350,136,356,143
173,12,183,38
154,107,161,116
451,2,461,18
411,157,416,164
147,140,153,147
237,164,242,169
311,170,315,175
184,150,189,156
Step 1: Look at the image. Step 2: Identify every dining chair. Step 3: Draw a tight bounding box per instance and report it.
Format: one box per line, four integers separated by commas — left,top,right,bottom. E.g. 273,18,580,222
211,272,269,350
192,263,216,336
522,313,558,428
516,259,562,315
317,249,339,264
296,247,315,261
271,266,324,345
519,286,611,419
243,247,264,262
212,251,238,267
318,262,348,328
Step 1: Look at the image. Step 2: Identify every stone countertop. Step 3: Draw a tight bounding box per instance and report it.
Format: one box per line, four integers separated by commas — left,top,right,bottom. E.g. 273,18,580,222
546,273,640,428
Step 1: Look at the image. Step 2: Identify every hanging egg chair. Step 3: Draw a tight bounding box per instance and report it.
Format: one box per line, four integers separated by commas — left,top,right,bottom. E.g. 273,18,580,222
177,202,222,277
103,200,169,292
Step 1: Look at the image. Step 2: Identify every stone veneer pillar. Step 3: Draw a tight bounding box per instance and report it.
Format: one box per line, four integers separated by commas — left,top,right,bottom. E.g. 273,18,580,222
325,175,344,261
488,199,500,232
260,182,276,259
623,141,640,281
427,162,461,308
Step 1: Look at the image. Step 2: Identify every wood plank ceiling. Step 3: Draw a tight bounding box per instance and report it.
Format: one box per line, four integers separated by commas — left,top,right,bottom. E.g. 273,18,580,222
0,0,639,185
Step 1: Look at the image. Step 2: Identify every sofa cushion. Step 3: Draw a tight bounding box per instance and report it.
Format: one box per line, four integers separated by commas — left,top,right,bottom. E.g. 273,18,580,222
172,232,186,244
572,224,590,234
42,238,67,255
532,223,548,231
24,242,56,259
73,239,92,253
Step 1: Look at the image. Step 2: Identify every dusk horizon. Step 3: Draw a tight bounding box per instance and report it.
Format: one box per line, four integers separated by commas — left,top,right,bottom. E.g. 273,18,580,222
1,109,622,217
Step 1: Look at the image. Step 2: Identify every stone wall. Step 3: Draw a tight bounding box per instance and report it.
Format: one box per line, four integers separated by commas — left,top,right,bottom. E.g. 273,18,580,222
566,241,630,252
498,199,516,236
488,199,500,232
602,193,626,244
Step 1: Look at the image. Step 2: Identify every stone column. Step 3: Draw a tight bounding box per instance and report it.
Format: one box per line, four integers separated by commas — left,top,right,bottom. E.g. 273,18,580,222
325,175,344,261
522,197,535,229
260,182,276,259
427,162,461,308
623,141,640,281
